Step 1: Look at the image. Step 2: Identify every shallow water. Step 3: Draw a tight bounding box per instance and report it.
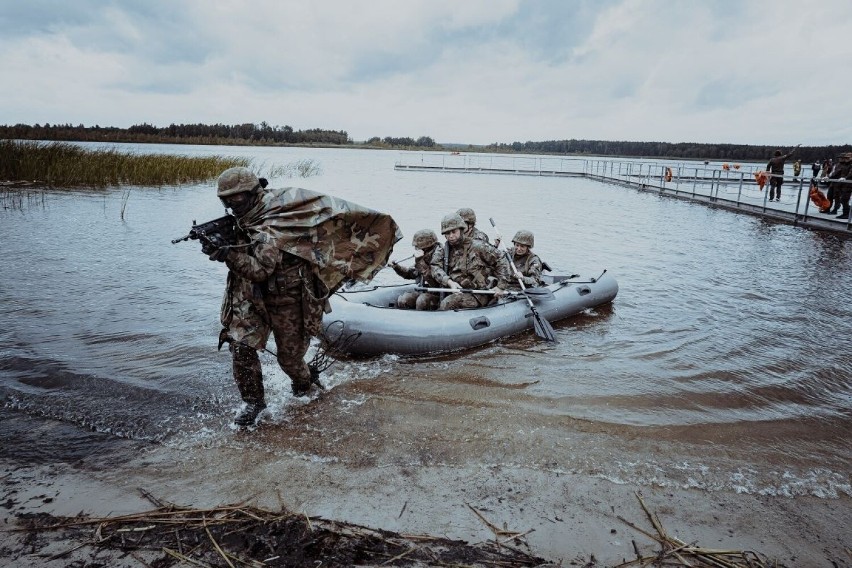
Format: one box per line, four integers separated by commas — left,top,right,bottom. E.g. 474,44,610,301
1,144,850,500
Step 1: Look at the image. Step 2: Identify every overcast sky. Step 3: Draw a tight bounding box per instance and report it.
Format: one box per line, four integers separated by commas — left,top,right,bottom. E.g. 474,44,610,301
1,0,849,146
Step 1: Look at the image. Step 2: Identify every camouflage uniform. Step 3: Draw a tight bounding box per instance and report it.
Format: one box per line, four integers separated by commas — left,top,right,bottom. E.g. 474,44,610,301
221,207,325,401
505,251,543,290
469,227,491,244
829,154,852,218
430,235,511,311
391,247,440,310
212,169,401,409
457,208,492,245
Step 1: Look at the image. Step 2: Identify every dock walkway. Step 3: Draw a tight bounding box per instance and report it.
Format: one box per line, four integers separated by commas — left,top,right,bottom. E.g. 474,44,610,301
394,153,851,236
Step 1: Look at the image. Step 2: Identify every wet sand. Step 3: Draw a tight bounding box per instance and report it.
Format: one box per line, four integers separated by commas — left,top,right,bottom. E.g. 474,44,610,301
2,403,850,567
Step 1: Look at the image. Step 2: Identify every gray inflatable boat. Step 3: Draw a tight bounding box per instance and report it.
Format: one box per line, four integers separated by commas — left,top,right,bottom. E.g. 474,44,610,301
321,271,618,356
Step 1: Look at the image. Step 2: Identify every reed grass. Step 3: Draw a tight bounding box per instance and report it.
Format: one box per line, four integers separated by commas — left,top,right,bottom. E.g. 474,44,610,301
0,140,250,188
268,158,322,178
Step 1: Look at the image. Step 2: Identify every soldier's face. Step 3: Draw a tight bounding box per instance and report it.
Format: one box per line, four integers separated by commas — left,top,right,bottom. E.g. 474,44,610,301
514,243,529,255
221,191,255,215
445,228,462,245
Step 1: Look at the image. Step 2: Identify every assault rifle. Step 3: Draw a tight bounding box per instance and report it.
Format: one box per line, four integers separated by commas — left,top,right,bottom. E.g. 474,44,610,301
171,214,238,246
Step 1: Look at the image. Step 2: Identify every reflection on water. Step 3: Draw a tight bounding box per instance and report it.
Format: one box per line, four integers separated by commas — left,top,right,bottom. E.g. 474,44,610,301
1,144,850,499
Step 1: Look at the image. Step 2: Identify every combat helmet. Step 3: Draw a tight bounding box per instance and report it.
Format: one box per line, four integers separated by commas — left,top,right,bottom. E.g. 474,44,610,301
217,167,261,197
441,213,467,234
412,229,438,249
456,208,476,226
512,230,534,247
839,152,852,163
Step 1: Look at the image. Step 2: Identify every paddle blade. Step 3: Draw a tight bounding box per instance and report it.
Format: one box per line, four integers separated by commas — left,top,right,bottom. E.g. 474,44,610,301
530,310,558,342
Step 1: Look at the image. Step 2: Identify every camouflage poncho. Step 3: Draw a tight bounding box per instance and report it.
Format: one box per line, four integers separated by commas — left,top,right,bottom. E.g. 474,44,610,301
237,186,402,292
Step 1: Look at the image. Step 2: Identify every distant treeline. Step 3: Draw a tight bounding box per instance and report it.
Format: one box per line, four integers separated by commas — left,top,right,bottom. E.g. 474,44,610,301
0,123,441,149
0,122,352,146
489,139,852,163
1,123,848,161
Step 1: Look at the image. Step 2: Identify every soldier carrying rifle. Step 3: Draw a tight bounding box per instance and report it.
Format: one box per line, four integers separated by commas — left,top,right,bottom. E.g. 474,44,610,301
180,167,400,426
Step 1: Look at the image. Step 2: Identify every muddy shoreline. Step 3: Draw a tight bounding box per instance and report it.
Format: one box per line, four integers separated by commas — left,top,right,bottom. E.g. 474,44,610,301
2,412,849,567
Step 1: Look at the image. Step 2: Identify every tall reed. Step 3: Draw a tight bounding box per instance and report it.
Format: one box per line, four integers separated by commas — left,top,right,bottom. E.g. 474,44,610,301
0,140,250,188
267,159,322,179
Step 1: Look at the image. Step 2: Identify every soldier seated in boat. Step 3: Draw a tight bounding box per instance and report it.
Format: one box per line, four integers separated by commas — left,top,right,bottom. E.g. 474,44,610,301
390,229,441,311
504,230,543,291
431,213,511,311
456,208,498,247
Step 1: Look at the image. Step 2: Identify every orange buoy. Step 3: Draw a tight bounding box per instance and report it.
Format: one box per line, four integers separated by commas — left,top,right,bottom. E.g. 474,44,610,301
809,182,831,210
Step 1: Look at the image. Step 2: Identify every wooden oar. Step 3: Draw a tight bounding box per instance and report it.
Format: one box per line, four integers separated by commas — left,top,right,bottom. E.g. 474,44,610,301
415,286,554,301
489,218,558,342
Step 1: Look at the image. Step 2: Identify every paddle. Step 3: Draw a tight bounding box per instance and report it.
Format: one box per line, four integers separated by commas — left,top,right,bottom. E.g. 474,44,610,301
415,286,554,301
489,218,557,342
383,254,414,269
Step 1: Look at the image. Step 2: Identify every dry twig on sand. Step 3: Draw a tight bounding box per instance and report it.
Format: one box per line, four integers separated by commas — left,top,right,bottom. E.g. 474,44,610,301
614,492,785,568
12,493,548,567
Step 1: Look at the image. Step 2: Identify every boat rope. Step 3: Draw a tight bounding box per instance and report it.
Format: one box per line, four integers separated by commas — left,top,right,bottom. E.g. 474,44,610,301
309,320,362,375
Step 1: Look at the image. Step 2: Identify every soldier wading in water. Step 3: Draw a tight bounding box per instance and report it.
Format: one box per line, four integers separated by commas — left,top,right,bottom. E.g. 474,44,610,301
202,167,399,426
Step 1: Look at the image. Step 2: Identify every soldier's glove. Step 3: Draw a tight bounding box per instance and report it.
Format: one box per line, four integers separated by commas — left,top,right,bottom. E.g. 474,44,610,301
413,248,425,259
208,245,232,262
390,262,407,278
447,279,463,293
200,234,228,256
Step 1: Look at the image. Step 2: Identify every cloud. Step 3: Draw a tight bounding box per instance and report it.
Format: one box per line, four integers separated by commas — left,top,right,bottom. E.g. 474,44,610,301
0,0,850,145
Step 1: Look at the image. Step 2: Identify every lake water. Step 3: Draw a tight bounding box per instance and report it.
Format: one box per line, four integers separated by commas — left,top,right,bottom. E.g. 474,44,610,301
1,143,850,501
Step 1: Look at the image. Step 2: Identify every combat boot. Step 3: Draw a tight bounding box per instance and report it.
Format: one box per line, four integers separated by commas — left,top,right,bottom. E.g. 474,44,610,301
292,382,313,397
234,401,267,426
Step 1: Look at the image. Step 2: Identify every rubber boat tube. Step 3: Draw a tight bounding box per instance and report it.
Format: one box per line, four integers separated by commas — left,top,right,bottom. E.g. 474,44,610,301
321,271,618,356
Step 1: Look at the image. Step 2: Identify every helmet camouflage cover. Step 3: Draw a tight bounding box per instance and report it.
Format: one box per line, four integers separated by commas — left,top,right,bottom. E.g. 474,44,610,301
217,167,261,198
441,213,467,234
412,229,438,249
512,230,534,247
456,207,476,225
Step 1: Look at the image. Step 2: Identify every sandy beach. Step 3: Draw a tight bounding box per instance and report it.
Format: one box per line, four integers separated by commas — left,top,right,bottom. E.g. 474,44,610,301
2,427,849,567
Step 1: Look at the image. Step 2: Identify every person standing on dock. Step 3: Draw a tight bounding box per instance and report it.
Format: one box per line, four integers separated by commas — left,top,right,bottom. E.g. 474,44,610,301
828,153,852,219
766,146,798,202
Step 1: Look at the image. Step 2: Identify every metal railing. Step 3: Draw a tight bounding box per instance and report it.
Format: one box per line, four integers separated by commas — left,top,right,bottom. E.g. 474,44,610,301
583,159,852,233
394,152,851,235
395,152,587,176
